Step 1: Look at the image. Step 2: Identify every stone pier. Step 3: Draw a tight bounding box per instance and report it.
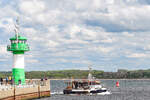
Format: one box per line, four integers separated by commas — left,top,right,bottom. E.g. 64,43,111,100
0,79,51,100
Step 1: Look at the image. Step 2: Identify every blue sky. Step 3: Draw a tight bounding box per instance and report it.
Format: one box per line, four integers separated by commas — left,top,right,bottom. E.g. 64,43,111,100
1,0,150,71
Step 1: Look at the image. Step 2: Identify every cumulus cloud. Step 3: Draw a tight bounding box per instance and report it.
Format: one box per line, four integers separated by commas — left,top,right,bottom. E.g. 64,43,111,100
1,0,150,71
98,46,114,53
20,0,46,15
0,45,8,55
127,53,147,58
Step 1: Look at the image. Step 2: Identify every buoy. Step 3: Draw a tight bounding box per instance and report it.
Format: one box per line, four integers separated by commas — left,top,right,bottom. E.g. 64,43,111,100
116,81,119,87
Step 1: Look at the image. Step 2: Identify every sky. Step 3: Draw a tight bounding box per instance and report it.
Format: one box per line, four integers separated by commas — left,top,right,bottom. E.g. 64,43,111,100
1,0,150,71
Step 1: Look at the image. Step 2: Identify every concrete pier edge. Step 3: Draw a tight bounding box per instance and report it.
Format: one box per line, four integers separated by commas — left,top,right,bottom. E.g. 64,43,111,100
0,79,51,100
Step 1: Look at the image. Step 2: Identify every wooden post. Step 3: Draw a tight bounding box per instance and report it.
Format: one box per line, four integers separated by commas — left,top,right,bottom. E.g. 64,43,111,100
14,85,16,100
38,84,40,98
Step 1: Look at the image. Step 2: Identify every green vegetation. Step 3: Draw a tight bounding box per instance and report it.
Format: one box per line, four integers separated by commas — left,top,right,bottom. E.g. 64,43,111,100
1,69,150,79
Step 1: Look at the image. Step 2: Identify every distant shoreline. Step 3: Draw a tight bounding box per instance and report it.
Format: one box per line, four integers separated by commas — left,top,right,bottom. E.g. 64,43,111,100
2,69,150,79
48,78,150,80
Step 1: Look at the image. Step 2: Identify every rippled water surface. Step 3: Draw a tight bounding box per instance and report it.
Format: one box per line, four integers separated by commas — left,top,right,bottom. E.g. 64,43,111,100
36,79,150,100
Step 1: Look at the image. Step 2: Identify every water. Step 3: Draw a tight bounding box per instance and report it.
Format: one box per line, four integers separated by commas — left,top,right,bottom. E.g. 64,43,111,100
36,79,150,100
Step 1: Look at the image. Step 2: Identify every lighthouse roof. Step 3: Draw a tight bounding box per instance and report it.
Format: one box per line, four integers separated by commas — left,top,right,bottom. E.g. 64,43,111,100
10,35,27,40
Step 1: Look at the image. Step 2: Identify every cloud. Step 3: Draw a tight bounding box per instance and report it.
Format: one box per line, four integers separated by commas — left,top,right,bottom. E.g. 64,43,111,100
126,53,147,58
1,0,150,71
20,0,46,15
0,45,8,55
98,46,114,53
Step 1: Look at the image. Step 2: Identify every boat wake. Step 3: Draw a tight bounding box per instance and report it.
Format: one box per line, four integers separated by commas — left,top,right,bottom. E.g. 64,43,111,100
96,91,112,95
51,91,64,95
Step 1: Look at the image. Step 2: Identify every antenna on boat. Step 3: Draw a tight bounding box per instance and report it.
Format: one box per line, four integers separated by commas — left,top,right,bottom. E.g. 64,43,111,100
88,65,93,80
88,65,92,73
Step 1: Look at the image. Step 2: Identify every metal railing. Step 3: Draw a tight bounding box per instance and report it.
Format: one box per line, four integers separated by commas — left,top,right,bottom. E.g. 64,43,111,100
7,45,29,51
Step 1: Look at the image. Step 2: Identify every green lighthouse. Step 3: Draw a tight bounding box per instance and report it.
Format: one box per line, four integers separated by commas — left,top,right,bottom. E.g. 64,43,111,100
7,19,29,85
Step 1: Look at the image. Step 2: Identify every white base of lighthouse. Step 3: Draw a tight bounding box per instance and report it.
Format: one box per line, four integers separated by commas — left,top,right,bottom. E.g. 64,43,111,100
12,54,25,85
13,54,25,68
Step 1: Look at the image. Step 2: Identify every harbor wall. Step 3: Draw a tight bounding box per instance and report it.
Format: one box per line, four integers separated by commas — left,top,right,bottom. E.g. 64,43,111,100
0,79,50,100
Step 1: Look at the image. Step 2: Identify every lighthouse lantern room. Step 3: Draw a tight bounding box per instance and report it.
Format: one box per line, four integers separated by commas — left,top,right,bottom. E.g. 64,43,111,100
7,18,29,85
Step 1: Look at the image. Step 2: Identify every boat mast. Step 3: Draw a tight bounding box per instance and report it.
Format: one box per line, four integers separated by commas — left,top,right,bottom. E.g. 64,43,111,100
88,66,93,80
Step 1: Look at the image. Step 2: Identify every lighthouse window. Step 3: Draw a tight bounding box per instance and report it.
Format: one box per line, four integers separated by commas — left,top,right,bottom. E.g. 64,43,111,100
12,40,15,43
15,41,17,43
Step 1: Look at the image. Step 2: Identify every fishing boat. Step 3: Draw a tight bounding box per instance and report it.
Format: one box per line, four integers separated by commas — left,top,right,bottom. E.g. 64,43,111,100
63,67,111,95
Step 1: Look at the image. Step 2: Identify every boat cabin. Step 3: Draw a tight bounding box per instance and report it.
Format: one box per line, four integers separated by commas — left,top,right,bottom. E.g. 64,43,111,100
65,80,100,90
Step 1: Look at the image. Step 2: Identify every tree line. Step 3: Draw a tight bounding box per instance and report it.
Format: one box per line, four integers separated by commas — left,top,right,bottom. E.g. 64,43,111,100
1,69,150,79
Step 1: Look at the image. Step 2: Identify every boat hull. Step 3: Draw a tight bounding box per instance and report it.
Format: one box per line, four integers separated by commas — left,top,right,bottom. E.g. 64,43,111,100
63,89,109,95
64,89,89,94
90,89,107,94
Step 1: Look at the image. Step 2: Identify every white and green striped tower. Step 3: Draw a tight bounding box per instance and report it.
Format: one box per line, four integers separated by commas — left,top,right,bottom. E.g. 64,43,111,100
7,19,29,85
